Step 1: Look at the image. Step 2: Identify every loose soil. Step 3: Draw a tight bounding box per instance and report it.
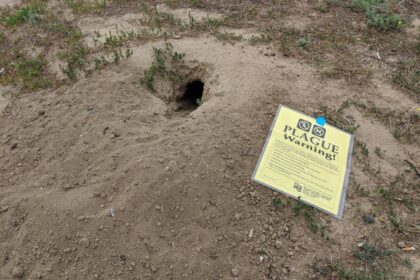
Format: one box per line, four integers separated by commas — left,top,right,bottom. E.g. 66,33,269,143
0,1,419,280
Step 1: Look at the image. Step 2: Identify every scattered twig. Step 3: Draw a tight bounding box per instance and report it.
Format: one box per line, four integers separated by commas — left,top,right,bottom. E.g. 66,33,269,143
403,160,420,178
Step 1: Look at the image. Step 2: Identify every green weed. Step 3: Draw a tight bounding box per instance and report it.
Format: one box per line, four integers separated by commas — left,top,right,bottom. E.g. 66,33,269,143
66,0,106,14
104,29,136,48
3,2,44,26
141,42,186,91
213,31,242,44
249,33,272,45
16,56,51,90
0,32,5,44
297,37,311,49
392,60,420,96
336,264,392,280
272,198,282,209
319,100,359,133
351,0,406,31
60,45,89,80
354,182,370,197
353,243,392,263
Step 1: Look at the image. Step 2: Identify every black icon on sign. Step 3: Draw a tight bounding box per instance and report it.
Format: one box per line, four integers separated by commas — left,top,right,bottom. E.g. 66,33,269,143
312,125,326,138
297,119,311,132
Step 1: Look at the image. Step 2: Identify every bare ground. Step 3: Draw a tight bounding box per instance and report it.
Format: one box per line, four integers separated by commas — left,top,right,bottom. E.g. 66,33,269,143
0,1,419,279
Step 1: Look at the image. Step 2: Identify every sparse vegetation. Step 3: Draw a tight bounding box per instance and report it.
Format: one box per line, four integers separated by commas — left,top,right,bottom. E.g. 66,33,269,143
336,264,394,280
66,0,107,15
351,0,406,31
2,2,45,26
141,42,186,91
297,37,311,49
393,60,420,96
353,243,392,263
213,31,242,44
319,100,359,134
16,56,52,89
272,198,281,209
0,0,418,279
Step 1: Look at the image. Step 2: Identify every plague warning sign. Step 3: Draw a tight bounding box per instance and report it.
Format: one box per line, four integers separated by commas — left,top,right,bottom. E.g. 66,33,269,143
252,106,354,219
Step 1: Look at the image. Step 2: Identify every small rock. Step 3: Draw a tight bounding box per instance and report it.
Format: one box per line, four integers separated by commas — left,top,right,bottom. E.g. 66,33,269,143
62,184,74,191
155,205,161,210
231,267,239,277
398,241,406,248
275,240,282,249
234,213,241,220
0,205,9,213
11,266,24,278
78,237,90,247
10,143,17,150
63,248,71,253
363,215,375,224
249,228,254,238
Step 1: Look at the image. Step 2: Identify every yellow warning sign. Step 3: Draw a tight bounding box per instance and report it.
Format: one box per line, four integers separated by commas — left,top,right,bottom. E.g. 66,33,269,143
252,106,354,219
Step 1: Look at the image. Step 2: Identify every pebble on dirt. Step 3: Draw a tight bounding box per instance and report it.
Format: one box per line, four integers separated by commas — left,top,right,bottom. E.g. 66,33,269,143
79,237,90,247
362,215,375,224
398,241,406,248
231,267,239,277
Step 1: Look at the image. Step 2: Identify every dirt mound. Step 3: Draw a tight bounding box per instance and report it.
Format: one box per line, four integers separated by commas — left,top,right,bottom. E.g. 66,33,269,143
0,1,419,279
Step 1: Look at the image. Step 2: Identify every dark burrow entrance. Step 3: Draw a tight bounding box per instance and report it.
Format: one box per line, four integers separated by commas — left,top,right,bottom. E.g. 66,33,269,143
176,80,204,112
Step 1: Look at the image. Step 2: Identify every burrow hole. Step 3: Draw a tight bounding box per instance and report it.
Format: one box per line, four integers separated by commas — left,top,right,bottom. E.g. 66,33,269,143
176,80,204,112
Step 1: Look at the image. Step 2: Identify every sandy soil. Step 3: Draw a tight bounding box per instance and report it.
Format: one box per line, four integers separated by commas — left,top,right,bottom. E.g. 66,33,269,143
0,2,419,280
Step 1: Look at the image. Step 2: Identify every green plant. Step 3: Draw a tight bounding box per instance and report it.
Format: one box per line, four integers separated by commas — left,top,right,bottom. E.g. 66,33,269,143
4,4,44,26
93,56,109,70
0,32,5,44
304,210,319,234
353,243,392,263
214,31,243,44
315,2,329,13
351,0,406,31
249,33,272,45
140,42,186,91
393,60,420,96
297,37,311,49
104,29,136,48
336,263,392,280
60,45,89,80
16,56,51,89
66,0,106,14
388,215,405,232
272,198,282,209
189,0,201,6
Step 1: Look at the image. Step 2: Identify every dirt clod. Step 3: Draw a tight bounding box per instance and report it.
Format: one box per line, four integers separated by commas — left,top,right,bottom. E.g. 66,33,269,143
79,237,90,247
231,267,239,277
11,266,24,278
363,215,375,224
398,241,406,248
